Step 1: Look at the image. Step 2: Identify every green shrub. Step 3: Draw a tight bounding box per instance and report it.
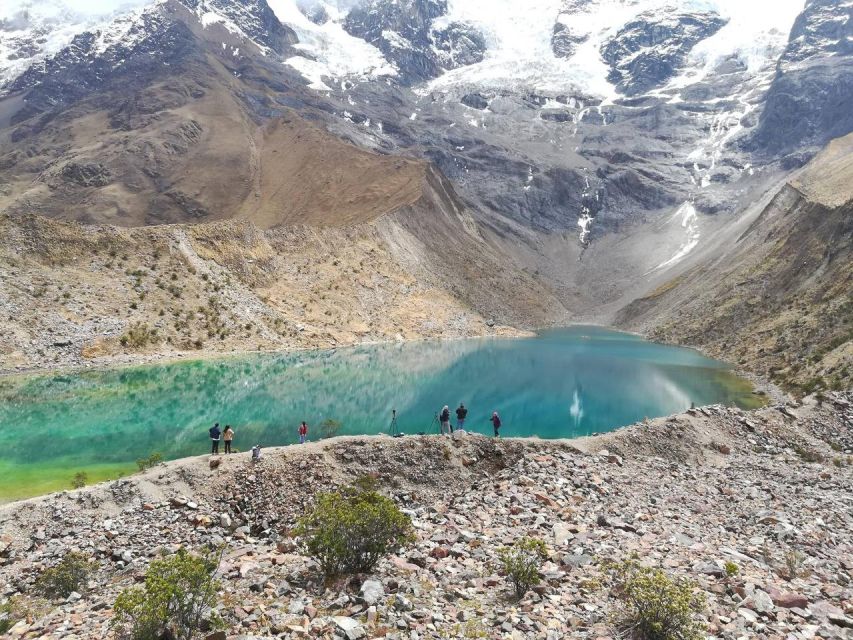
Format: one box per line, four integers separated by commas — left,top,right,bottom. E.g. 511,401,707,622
0,600,14,633
497,537,548,598
111,547,223,640
793,444,823,463
352,474,380,493
781,549,806,580
605,558,705,640
294,486,414,577
119,323,158,349
0,597,45,634
724,561,739,579
319,418,342,439
71,471,88,489
136,452,163,472
34,552,96,599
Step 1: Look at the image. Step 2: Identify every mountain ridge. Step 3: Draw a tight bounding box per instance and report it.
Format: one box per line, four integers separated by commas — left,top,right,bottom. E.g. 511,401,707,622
0,0,851,388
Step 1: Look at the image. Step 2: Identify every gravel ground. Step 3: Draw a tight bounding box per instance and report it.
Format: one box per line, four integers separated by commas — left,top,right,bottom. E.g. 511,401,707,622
1,393,851,639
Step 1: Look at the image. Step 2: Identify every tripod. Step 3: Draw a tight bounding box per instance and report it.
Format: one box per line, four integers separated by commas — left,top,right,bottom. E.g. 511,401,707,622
429,412,439,434
389,409,399,436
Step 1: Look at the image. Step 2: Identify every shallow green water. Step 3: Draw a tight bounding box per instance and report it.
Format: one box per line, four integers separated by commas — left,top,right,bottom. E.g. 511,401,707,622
0,327,762,500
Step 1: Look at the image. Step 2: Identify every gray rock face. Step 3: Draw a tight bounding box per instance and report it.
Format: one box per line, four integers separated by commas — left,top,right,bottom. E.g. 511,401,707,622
551,22,588,59
60,162,113,188
601,10,728,95
343,0,484,84
178,0,298,54
749,0,853,157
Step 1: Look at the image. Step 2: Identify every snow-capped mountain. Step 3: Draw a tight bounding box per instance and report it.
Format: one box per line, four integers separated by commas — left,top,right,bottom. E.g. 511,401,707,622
0,0,154,87
0,0,850,304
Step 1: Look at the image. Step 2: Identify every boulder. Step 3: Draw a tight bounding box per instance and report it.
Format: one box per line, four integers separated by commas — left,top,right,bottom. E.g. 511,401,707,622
360,579,384,605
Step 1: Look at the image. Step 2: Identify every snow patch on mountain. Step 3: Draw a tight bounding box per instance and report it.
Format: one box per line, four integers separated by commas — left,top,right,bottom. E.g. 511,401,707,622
427,0,618,98
424,0,804,100
664,0,806,90
655,202,700,270
267,0,396,90
0,0,151,87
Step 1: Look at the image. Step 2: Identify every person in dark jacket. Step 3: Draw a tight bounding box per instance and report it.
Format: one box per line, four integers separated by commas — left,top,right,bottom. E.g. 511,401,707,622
209,423,221,454
440,405,451,435
490,412,501,438
455,403,468,432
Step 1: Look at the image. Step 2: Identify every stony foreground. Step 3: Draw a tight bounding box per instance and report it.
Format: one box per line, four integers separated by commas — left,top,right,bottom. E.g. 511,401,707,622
1,393,852,640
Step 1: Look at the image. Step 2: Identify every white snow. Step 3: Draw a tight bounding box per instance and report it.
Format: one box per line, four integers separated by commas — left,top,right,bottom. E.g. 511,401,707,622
0,0,154,87
381,29,413,50
655,201,700,270
681,0,805,80
266,0,396,91
428,0,621,99
577,212,594,244
424,0,803,101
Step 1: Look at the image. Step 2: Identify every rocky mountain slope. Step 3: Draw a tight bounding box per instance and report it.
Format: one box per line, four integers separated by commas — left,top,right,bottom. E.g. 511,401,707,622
0,393,851,638
617,131,853,394
0,0,851,376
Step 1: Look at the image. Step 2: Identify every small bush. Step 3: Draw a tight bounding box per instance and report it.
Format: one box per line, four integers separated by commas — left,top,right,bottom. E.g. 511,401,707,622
119,323,158,350
0,602,11,634
605,558,705,640
294,485,414,577
352,474,380,493
136,452,163,472
111,547,223,640
498,537,548,598
319,418,342,440
0,597,45,634
71,471,88,489
724,561,739,579
781,549,806,580
793,444,823,463
34,552,96,599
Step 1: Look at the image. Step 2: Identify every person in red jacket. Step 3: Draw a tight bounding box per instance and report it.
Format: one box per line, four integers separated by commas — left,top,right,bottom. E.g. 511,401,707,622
298,421,308,444
490,412,502,438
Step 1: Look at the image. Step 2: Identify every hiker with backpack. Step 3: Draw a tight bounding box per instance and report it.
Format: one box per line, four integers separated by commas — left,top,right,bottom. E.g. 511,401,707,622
223,425,234,454
490,412,501,438
455,403,468,432
209,423,221,454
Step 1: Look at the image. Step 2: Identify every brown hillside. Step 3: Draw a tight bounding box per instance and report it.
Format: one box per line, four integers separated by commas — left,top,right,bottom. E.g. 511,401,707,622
243,117,425,228
617,133,853,393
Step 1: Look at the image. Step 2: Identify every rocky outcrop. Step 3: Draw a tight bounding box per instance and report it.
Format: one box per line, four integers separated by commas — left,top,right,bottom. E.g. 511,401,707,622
601,10,728,95
749,0,853,157
343,0,484,84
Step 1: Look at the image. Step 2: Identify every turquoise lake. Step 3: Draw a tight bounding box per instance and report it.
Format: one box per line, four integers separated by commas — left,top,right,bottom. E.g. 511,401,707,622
0,326,762,500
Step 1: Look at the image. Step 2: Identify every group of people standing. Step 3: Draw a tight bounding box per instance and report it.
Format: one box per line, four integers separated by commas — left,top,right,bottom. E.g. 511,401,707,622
207,423,234,454
208,421,311,455
207,407,503,457
439,404,502,437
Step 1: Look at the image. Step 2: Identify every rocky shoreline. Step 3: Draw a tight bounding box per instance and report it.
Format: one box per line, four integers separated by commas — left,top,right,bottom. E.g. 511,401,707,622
1,393,851,639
